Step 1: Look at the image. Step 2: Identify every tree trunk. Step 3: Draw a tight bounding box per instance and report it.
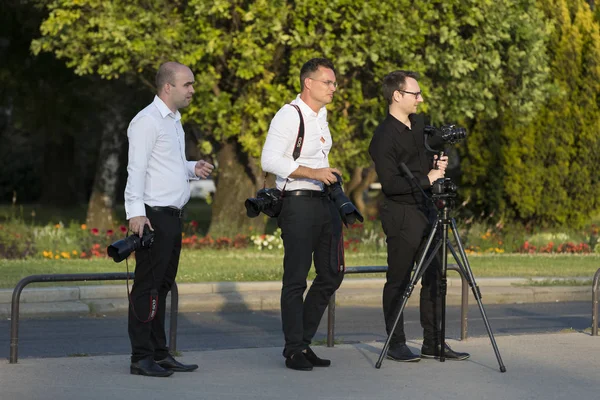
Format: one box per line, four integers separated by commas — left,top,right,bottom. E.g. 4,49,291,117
350,165,378,219
209,140,268,237
85,107,125,231
345,166,363,194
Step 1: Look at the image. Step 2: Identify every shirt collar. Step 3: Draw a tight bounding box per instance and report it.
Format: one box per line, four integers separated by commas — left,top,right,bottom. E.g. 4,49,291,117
387,112,416,131
153,95,181,121
292,94,325,118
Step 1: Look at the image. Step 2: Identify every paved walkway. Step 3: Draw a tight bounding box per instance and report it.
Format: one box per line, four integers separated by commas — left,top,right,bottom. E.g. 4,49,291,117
2,332,599,400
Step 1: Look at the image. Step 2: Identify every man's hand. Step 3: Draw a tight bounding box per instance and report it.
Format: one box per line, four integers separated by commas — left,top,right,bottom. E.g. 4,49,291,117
427,168,445,185
195,160,215,179
313,167,342,185
433,154,449,172
129,216,153,237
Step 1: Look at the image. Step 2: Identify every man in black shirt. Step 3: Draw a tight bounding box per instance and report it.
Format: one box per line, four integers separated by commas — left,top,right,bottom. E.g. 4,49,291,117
369,70,469,362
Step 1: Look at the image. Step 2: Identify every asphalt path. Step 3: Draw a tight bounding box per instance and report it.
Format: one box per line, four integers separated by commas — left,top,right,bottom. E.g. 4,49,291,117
0,302,592,360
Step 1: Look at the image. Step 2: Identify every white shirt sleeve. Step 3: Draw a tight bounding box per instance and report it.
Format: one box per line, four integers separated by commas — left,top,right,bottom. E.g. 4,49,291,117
261,106,301,179
186,161,198,180
124,115,158,219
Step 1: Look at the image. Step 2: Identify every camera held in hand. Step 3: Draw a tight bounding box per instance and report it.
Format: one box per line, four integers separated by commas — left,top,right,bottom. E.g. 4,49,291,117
245,188,283,218
328,173,364,227
107,226,155,263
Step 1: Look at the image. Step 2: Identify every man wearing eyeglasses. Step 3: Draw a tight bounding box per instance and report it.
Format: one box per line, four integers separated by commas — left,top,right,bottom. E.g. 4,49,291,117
368,70,470,362
261,58,344,371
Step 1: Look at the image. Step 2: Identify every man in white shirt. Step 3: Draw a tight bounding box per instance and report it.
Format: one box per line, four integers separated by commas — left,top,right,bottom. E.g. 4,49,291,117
261,58,345,371
124,61,214,377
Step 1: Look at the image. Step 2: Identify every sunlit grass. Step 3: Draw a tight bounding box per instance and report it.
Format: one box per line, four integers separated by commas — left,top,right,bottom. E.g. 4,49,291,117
1,251,599,289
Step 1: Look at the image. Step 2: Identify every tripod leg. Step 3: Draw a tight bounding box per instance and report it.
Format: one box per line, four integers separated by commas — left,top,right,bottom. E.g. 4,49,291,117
375,220,441,369
439,214,449,362
450,218,507,373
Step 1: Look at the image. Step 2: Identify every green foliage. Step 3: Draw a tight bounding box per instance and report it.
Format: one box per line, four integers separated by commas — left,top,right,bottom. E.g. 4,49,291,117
31,0,550,168
497,0,600,227
34,0,598,228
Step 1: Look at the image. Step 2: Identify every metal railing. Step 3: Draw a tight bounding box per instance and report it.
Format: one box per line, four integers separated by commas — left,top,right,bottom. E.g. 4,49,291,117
9,273,179,364
326,264,468,347
593,268,600,336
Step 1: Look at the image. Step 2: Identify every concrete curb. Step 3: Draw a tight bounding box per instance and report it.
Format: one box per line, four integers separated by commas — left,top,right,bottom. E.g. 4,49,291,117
0,277,594,318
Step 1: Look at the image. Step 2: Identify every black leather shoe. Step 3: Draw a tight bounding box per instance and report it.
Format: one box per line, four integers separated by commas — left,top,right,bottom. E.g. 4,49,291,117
303,347,331,367
421,342,470,360
130,358,174,377
285,352,313,371
155,354,199,372
386,344,421,362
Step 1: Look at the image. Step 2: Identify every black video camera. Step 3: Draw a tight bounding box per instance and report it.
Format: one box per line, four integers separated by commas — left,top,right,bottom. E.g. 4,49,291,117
328,173,364,227
245,188,283,218
107,226,155,263
424,124,467,153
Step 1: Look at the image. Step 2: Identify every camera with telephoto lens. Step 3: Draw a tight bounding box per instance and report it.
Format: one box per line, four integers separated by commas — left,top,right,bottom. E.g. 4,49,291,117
328,173,364,227
107,226,155,263
245,188,283,218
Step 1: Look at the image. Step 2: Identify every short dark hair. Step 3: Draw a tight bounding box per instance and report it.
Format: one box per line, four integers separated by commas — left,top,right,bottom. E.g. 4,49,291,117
300,58,336,90
382,70,420,105
155,62,186,93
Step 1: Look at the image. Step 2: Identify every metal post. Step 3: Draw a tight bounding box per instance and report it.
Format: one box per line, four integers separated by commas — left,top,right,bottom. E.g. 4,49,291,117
593,268,600,336
169,282,179,352
327,294,336,347
9,273,179,364
448,264,469,340
325,265,468,347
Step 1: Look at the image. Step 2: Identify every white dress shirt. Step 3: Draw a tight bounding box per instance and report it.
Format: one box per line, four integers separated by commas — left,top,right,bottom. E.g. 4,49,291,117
124,96,198,219
261,95,332,191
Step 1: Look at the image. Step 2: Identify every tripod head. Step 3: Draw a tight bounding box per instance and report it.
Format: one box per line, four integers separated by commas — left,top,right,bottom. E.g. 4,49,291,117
399,163,459,212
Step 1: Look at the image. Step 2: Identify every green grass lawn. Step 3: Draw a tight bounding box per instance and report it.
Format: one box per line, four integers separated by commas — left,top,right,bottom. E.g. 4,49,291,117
1,251,599,289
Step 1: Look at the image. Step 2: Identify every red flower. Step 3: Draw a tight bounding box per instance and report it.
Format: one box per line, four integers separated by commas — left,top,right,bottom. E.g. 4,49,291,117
119,225,127,233
91,228,99,235
190,220,198,228
106,229,114,236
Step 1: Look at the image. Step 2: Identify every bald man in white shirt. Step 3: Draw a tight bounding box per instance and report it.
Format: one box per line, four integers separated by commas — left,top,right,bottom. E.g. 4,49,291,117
261,58,345,371
124,62,214,377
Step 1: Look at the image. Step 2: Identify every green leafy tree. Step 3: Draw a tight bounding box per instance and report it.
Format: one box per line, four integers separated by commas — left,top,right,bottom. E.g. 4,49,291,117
31,0,551,234
499,0,600,227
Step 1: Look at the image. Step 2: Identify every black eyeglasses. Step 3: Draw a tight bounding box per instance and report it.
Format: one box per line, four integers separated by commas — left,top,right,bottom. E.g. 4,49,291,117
397,89,422,99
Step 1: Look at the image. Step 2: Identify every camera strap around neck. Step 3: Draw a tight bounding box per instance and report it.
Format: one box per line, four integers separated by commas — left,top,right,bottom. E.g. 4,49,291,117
262,103,305,190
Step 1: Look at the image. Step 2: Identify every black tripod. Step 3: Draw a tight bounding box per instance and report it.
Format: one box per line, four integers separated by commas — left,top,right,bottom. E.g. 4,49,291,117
375,190,506,372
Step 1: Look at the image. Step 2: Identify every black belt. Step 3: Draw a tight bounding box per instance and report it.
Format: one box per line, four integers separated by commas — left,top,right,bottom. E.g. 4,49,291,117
284,190,327,198
147,205,184,218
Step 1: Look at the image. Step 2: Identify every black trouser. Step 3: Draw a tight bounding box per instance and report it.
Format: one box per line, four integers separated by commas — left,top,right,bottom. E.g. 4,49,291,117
128,205,182,363
277,195,344,358
380,200,442,346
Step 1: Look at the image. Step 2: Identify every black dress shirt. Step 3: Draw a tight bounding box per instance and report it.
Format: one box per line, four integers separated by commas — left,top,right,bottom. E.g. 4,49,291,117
369,113,433,205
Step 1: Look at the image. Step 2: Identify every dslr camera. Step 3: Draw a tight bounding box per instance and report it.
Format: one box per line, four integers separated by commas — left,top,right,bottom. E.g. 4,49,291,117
107,226,155,263
245,188,283,218
328,173,364,227
431,177,458,196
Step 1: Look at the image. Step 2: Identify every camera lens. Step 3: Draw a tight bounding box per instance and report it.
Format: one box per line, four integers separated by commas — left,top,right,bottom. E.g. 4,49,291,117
107,236,139,263
244,198,264,218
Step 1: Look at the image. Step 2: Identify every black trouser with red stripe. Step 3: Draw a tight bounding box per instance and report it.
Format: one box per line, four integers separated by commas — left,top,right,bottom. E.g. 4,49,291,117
277,195,344,358
128,205,182,363
380,200,442,346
